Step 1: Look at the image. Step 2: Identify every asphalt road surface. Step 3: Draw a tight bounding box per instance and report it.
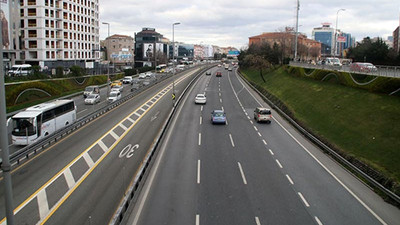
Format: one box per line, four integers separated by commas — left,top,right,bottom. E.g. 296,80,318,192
0,67,205,225
124,66,400,225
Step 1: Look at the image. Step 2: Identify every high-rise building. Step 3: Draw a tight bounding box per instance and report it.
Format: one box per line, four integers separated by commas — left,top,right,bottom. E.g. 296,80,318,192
312,23,335,56
16,0,100,71
393,26,400,53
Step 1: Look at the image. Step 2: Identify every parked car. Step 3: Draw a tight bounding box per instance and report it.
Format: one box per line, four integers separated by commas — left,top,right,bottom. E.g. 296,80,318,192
83,85,100,98
122,76,133,84
111,85,123,92
206,71,211,75
211,110,226,124
254,107,272,123
108,91,121,103
85,93,100,104
195,94,206,104
216,71,222,77
350,62,378,73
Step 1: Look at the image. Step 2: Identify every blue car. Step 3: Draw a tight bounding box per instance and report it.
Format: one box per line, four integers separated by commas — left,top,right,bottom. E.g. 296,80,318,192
211,110,226,124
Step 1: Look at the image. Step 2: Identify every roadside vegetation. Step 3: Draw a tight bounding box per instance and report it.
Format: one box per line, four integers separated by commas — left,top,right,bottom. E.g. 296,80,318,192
240,67,400,191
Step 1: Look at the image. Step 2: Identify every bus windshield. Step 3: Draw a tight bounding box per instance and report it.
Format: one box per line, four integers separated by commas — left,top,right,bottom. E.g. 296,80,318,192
11,117,37,136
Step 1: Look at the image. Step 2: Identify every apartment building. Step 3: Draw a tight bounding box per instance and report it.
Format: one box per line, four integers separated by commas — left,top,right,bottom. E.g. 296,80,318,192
103,34,134,67
17,0,100,70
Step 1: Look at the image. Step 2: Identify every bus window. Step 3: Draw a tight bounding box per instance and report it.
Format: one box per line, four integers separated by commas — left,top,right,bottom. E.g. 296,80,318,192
11,117,37,136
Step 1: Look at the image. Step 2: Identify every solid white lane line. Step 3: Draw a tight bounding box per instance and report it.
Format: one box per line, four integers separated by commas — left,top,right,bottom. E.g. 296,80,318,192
198,133,201,146
238,162,248,185
276,159,283,168
83,152,95,167
197,160,201,184
257,132,262,137
315,216,323,225
229,134,235,147
269,149,274,155
196,214,200,225
98,140,108,152
199,116,202,125
110,130,119,140
271,117,388,224
255,217,261,225
262,139,267,145
200,105,203,111
254,126,258,131
298,192,310,207
119,124,128,131
286,174,294,185
37,189,50,220
64,168,76,189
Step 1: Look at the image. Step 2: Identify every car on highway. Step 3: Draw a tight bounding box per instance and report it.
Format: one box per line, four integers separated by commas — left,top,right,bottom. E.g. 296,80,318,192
108,90,121,103
122,76,133,84
216,71,222,77
206,71,211,75
211,110,226,124
111,85,123,92
195,94,206,104
228,67,233,71
218,64,222,67
350,62,378,73
111,80,122,87
83,85,100,98
131,82,142,91
254,107,272,123
84,93,100,105
138,73,147,79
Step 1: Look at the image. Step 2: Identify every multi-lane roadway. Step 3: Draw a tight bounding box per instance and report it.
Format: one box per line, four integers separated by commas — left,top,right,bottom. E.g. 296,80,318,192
124,66,400,225
0,66,205,224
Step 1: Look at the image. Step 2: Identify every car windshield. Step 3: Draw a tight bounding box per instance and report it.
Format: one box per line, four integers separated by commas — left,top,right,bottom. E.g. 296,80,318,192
85,87,94,91
87,95,96,99
259,110,271,115
197,94,205,98
109,92,118,97
214,112,224,117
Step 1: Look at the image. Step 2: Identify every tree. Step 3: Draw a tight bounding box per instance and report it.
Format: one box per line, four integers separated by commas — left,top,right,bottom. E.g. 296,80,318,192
243,54,271,83
347,37,395,65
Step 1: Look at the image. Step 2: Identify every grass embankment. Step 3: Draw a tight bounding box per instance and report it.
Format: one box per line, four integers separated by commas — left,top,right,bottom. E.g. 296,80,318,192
241,67,400,184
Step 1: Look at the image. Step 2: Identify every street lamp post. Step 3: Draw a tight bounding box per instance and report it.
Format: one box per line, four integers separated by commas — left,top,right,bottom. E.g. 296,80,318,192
334,9,345,57
102,22,111,96
172,22,180,106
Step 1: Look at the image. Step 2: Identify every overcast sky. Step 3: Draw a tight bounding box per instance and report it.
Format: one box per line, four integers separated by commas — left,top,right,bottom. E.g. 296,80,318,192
99,0,400,49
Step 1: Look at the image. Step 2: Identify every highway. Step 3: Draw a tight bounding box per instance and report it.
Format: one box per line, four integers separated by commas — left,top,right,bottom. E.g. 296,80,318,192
0,66,206,224
124,66,400,225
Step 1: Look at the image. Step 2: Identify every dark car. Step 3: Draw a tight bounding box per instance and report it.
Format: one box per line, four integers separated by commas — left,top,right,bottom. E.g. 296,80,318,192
211,110,226,124
216,72,222,77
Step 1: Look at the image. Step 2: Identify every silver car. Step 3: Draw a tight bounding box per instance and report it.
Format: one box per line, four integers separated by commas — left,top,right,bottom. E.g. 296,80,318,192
254,107,272,123
85,93,101,105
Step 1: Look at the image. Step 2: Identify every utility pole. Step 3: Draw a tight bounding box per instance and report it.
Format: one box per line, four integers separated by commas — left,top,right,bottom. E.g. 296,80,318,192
334,9,345,57
294,0,300,60
0,14,15,225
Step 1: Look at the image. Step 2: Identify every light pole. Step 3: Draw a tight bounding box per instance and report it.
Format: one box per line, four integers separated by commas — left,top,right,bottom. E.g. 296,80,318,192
172,22,180,106
102,22,110,96
333,9,345,57
294,0,300,60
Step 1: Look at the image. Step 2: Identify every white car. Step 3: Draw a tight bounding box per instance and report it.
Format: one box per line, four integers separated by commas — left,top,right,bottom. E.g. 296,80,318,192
138,73,147,79
195,94,206,104
85,93,100,104
111,85,123,92
122,76,133,84
108,91,121,103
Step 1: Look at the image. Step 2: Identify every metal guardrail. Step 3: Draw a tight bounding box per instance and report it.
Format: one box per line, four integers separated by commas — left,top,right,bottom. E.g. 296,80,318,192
109,66,213,225
236,69,400,205
289,61,400,78
0,65,206,169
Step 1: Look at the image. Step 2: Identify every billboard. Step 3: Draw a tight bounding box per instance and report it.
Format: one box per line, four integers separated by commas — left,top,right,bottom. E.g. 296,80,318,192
228,50,240,56
0,0,10,50
337,36,346,43
143,43,154,59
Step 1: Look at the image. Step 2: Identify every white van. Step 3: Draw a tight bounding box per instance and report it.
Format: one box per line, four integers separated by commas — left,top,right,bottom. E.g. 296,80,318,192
8,64,33,76
325,58,342,67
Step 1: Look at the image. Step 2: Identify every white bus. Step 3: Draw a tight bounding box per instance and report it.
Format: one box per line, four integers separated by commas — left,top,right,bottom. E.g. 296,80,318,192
9,99,77,145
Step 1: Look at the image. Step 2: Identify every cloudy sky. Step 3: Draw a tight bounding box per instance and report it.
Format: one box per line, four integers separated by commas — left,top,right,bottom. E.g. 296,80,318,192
99,0,399,49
